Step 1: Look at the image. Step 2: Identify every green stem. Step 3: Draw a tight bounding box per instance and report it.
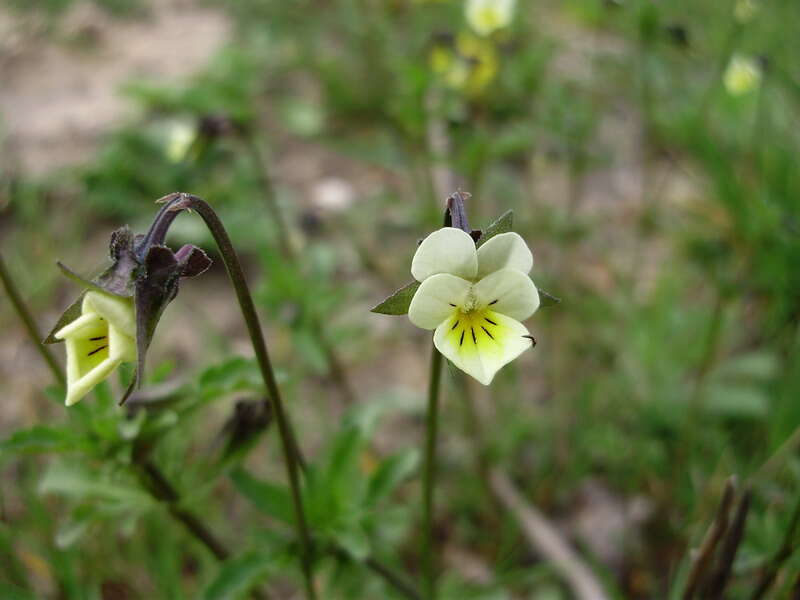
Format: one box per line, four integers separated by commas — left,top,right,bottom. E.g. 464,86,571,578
0,252,65,387
421,344,444,598
173,194,317,600
750,489,800,600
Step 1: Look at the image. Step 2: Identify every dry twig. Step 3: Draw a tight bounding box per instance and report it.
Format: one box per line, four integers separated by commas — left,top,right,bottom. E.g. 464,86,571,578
489,468,608,600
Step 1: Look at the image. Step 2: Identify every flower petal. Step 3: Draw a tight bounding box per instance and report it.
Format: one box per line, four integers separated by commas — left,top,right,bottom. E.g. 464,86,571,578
411,227,478,282
108,325,137,363
473,268,540,321
54,312,102,340
476,232,533,278
83,291,136,338
64,355,123,407
408,274,471,330
434,310,533,385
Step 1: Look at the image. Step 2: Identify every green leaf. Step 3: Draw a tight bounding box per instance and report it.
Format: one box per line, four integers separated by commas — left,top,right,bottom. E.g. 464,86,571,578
713,352,779,382
476,210,514,247
333,524,370,562
204,550,270,600
327,429,363,484
538,289,561,308
370,280,421,315
229,469,293,524
366,449,419,505
705,385,769,419
0,426,87,455
0,582,38,600
39,462,153,508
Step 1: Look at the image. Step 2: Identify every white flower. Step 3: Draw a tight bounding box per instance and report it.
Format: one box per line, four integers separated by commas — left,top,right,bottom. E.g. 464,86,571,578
54,291,137,406
723,54,761,96
408,227,539,385
465,0,515,37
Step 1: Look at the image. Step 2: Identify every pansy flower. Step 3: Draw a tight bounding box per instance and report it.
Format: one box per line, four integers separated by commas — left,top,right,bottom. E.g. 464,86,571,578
408,227,539,385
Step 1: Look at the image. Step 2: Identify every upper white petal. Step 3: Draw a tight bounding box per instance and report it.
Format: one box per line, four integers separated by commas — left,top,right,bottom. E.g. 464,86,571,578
476,232,533,278
473,268,540,321
433,310,532,385
408,274,471,330
83,291,136,338
411,227,478,282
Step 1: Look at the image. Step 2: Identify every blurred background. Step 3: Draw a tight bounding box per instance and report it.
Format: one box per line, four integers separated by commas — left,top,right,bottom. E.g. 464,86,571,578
2,0,800,598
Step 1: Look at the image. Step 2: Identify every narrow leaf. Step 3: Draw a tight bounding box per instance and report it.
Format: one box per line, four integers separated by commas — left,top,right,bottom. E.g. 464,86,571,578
370,280,421,315
476,210,514,247
229,469,293,524
204,550,270,600
366,449,419,505
0,426,87,454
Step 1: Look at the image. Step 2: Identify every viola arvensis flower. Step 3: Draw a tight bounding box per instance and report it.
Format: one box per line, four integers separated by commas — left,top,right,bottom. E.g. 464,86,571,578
54,291,136,406
46,194,212,406
408,227,539,385
465,0,515,37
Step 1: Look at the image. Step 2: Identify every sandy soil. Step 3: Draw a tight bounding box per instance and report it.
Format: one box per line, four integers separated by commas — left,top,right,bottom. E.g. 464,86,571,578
0,0,230,175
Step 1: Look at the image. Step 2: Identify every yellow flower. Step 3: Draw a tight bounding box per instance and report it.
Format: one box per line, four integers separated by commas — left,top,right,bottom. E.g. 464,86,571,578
430,33,499,96
54,291,136,406
408,228,539,385
723,54,761,96
164,121,196,163
465,0,515,36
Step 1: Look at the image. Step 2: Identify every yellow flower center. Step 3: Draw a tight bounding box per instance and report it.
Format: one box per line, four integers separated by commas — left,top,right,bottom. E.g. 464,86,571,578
444,307,505,354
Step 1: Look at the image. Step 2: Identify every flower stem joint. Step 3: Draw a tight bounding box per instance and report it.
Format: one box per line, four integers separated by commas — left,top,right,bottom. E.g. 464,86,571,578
373,192,554,385
45,194,212,406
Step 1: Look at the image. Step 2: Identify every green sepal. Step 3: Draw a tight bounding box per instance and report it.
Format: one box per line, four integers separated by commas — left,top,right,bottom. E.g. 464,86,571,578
539,289,561,307
370,280,421,315
476,210,514,247
43,291,86,344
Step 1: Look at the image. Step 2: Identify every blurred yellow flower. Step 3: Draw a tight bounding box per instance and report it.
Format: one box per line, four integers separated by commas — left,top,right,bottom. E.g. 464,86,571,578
723,54,761,96
429,33,498,96
164,121,196,163
465,0,515,36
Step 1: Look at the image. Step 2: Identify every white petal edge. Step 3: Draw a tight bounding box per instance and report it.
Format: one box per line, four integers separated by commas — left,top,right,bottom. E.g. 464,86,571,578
433,311,532,385
411,227,478,282
473,268,540,321
476,232,533,279
83,291,136,338
408,274,471,330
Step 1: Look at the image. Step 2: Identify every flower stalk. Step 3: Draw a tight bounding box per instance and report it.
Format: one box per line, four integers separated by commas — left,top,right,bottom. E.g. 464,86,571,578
0,252,65,387
165,194,317,600
421,343,444,598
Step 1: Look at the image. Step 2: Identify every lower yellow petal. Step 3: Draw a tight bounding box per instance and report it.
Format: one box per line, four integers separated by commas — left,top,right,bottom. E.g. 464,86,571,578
433,309,532,385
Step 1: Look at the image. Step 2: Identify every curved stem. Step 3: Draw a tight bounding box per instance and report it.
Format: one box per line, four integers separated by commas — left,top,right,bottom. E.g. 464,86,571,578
421,344,443,598
0,252,65,387
172,194,317,600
